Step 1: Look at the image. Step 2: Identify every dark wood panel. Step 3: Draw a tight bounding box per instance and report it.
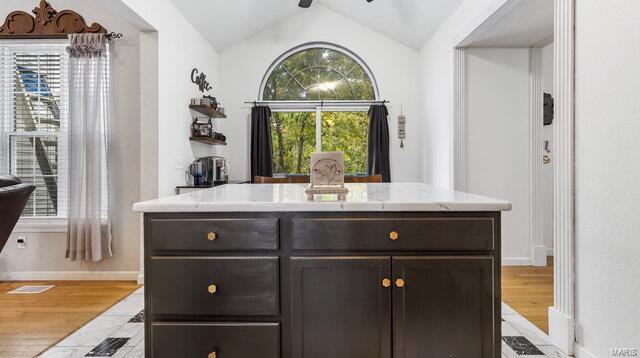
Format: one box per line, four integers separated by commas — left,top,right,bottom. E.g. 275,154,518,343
393,256,496,358
150,217,279,251
290,257,391,358
291,216,494,251
148,257,279,316
152,322,279,358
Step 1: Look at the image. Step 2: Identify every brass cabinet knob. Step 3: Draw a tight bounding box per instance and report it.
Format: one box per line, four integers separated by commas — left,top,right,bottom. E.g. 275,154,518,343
389,231,399,241
395,278,405,288
208,350,217,358
208,284,218,294
207,232,217,241
382,278,391,288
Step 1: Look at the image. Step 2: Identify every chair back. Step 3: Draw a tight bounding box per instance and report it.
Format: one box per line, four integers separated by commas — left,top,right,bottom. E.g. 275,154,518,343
254,175,310,184
345,175,383,183
255,175,382,184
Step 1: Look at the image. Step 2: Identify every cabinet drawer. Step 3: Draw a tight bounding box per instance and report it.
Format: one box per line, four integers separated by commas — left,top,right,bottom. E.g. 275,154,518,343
152,322,279,358
291,216,495,251
149,217,279,251
148,257,279,316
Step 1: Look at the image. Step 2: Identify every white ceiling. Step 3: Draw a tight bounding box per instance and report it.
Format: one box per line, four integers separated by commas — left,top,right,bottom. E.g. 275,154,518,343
168,0,464,51
468,0,554,47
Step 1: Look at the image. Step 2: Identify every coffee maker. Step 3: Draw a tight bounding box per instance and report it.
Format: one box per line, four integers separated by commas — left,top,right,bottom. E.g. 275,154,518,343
196,156,229,185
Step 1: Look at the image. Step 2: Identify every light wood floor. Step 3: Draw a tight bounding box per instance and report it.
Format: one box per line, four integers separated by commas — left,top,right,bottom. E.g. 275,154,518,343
0,262,553,358
0,281,140,358
502,257,554,333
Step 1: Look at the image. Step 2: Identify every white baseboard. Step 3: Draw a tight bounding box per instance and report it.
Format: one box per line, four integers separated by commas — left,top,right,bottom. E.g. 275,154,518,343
137,273,144,285
532,246,548,266
549,306,575,355
0,271,140,281
502,257,532,266
574,343,598,358
547,248,555,256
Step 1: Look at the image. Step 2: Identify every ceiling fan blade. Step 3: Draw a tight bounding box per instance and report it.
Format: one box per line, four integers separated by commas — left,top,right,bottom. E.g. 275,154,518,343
298,0,313,8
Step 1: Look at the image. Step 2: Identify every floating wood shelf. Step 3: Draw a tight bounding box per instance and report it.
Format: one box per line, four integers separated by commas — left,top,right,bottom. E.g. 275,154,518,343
189,105,227,118
189,137,227,146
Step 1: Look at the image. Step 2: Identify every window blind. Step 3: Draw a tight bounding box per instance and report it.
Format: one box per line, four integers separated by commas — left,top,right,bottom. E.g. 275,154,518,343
0,44,69,218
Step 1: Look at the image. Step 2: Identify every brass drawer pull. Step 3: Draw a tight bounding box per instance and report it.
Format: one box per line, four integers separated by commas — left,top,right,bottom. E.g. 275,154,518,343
208,284,218,294
382,278,391,288
208,349,218,358
207,232,217,241
395,278,405,288
389,231,399,241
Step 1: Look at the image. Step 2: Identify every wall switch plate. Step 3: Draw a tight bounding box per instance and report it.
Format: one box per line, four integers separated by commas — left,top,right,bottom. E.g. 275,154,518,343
17,235,27,249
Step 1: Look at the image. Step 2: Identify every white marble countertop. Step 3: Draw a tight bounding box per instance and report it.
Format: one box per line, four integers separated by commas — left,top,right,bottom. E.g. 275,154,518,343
133,183,511,213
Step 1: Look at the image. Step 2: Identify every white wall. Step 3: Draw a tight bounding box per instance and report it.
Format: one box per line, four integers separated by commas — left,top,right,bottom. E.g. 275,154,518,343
217,5,423,182
418,0,498,187
466,48,531,263
541,42,554,254
0,0,142,278
574,0,640,356
119,0,221,197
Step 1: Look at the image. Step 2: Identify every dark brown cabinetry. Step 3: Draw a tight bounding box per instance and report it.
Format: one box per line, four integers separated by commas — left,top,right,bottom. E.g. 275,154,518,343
152,323,279,358
148,257,279,316
290,257,391,358
393,257,496,357
144,212,501,358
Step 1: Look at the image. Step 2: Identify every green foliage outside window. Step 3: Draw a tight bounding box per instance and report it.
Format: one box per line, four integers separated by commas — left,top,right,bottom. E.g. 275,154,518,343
321,112,368,175
270,111,369,176
271,112,315,175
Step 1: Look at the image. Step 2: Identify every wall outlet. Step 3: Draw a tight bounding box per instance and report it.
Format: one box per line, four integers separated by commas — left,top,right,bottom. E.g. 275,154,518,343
175,157,183,170
17,235,27,249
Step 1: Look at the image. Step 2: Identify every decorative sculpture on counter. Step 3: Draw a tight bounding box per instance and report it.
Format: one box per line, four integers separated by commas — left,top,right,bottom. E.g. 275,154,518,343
305,152,349,201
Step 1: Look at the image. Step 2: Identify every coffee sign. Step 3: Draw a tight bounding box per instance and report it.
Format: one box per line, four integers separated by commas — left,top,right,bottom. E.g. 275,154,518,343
191,68,212,93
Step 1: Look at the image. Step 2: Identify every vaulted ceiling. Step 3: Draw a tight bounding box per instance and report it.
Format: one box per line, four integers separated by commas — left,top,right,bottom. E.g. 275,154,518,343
168,0,464,51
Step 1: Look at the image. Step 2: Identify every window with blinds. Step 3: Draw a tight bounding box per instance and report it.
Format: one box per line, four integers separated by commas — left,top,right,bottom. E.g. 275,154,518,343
0,44,69,217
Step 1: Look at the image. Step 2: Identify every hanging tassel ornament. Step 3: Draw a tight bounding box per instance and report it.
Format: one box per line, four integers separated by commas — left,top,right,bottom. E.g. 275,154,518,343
398,105,406,148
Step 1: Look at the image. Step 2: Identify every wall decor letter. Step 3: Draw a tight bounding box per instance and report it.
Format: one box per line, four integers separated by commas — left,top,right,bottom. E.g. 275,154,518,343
191,68,212,93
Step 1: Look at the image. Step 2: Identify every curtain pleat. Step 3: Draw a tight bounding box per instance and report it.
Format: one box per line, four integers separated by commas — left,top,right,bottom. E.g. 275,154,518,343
367,105,391,182
251,106,274,181
65,34,112,262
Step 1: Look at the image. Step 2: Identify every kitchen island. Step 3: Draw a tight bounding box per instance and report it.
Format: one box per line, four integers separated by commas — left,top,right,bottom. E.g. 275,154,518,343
133,183,511,358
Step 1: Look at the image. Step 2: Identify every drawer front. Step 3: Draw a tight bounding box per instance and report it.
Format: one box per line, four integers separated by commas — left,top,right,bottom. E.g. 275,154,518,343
148,257,279,316
152,322,279,358
149,217,279,251
291,216,494,251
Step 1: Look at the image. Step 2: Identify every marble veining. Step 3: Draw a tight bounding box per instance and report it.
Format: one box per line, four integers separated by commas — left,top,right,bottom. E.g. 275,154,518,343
133,183,512,213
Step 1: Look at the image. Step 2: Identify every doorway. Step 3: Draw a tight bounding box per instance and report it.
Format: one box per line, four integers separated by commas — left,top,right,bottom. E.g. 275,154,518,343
450,0,576,354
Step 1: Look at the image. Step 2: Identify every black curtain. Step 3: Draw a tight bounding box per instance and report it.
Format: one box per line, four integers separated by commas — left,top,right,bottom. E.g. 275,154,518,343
251,106,274,181
367,104,391,182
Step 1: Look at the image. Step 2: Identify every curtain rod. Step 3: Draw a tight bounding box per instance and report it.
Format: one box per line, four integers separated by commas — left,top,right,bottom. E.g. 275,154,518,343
244,100,389,105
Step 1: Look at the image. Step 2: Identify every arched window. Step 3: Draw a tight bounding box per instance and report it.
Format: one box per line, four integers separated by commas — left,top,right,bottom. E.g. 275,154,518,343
259,43,378,176
261,44,378,101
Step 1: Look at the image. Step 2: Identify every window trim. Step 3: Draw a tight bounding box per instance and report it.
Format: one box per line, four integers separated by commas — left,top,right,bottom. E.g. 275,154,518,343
14,217,68,233
258,42,380,102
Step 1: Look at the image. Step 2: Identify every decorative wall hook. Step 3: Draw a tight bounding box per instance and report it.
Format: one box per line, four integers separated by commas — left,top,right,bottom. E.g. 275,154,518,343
398,105,406,148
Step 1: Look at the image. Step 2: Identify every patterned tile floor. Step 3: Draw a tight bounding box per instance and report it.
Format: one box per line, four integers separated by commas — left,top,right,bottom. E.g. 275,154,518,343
39,287,571,357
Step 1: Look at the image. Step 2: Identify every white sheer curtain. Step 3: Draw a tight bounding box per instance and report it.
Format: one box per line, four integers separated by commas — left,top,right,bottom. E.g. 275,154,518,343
65,34,112,262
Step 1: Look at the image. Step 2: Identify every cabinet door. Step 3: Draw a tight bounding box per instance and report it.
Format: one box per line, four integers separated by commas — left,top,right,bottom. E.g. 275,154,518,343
393,257,496,358
290,257,391,358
